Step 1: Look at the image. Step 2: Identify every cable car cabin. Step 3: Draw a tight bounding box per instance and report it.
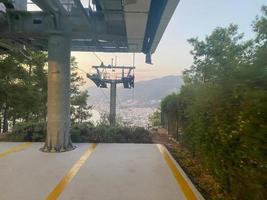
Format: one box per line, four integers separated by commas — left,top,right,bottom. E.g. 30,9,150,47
122,75,134,89
87,64,135,89
87,73,108,88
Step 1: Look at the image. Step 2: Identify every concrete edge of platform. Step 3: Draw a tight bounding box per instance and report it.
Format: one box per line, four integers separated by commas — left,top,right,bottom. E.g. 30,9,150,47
159,144,205,200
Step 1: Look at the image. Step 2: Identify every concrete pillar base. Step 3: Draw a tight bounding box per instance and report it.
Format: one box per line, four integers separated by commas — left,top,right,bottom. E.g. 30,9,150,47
40,143,76,153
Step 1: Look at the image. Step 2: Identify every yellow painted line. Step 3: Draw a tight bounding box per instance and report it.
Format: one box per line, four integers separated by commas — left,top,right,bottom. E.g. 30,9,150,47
0,142,32,158
46,143,98,200
157,144,198,200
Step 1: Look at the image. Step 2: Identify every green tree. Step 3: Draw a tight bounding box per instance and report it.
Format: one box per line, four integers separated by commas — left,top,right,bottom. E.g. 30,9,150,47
70,57,92,124
0,49,47,132
160,6,267,199
71,90,92,124
185,24,252,85
161,93,179,139
148,108,161,127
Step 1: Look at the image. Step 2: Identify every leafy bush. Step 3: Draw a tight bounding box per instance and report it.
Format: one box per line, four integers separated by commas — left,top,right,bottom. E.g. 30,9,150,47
7,121,152,144
70,122,95,142
70,123,152,143
8,121,46,142
160,13,267,200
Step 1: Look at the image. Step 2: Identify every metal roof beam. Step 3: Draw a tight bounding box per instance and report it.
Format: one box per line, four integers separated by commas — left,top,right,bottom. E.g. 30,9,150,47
73,0,93,26
0,11,126,40
31,0,67,15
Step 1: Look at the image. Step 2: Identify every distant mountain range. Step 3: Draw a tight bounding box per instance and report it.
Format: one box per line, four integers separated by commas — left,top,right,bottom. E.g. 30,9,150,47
87,75,183,108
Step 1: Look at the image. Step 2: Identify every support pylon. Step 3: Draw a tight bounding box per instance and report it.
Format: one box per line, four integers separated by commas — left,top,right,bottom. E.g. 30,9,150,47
87,64,135,126
109,82,117,125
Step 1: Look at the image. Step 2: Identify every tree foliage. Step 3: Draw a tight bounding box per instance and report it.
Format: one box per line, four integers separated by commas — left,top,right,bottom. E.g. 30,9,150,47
0,50,47,132
0,50,92,132
148,108,161,127
160,6,267,200
70,57,92,124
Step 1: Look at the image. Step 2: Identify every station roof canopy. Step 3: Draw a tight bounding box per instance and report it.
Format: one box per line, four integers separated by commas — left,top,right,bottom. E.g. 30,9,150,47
0,0,179,55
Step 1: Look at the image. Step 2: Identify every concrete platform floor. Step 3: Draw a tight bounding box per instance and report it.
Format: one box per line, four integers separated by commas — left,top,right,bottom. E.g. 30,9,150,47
0,143,204,200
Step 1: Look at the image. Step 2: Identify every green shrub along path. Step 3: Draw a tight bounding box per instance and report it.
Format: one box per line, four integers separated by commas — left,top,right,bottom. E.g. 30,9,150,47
158,6,267,200
6,121,152,144
151,128,224,200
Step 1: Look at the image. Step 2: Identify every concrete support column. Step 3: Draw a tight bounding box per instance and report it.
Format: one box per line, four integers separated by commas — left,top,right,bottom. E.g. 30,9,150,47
109,82,117,126
41,34,74,152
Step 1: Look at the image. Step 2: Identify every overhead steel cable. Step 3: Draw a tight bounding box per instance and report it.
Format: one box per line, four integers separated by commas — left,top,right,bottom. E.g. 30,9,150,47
92,52,103,63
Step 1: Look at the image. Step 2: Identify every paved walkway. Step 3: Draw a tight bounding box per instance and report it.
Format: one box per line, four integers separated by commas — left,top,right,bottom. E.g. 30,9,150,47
0,143,204,200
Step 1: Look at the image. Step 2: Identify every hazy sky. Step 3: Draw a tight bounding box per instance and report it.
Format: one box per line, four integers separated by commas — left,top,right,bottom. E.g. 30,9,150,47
71,0,266,85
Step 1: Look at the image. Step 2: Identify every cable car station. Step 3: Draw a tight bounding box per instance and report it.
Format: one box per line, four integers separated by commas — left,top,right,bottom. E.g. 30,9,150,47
0,0,179,152
0,1,204,200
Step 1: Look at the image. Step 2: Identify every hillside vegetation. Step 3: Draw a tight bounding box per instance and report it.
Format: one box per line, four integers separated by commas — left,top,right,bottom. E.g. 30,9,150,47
159,6,267,200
